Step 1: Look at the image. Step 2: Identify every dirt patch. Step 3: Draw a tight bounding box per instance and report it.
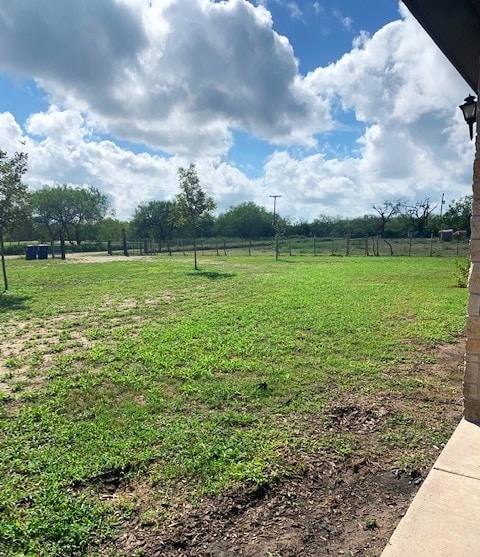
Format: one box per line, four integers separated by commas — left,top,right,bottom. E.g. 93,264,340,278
105,340,465,557
66,252,158,264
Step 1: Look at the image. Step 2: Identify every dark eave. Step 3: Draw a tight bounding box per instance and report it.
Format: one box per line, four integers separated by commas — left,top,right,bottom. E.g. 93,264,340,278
402,0,480,92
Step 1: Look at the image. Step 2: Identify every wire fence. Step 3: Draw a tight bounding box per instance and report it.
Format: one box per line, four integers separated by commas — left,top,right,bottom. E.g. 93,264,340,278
6,234,470,259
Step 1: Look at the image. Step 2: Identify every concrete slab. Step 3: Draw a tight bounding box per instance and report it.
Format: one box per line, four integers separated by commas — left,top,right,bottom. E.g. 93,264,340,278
381,468,480,556
434,418,480,480
381,419,480,556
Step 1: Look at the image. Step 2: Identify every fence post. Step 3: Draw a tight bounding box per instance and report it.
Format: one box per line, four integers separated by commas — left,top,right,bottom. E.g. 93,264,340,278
107,240,112,256
365,234,369,256
249,238,252,256
201,239,204,255
223,238,227,256
289,237,292,256
346,233,351,256
331,238,334,256
408,237,412,256
314,235,317,256
429,233,434,257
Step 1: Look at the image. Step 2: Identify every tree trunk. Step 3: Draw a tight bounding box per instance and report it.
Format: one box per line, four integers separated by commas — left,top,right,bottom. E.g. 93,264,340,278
60,228,66,260
121,228,129,257
382,238,394,256
0,230,8,292
193,236,198,270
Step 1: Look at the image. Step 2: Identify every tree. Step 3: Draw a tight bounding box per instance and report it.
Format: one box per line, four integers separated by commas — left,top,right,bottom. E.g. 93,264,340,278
66,186,109,245
131,200,176,244
215,202,274,239
30,184,109,258
442,195,472,235
91,218,131,242
0,151,29,291
174,164,216,270
373,201,402,237
373,201,402,255
403,197,437,237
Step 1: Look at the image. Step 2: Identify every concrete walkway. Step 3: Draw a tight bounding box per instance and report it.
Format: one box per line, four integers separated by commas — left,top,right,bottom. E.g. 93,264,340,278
381,418,480,556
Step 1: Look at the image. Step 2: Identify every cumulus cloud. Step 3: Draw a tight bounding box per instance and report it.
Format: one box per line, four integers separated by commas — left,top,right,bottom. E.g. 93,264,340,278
0,0,332,157
0,2,474,223
306,7,466,124
0,107,264,219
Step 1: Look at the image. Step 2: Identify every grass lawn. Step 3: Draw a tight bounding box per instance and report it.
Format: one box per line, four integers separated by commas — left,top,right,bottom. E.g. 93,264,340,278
0,254,468,556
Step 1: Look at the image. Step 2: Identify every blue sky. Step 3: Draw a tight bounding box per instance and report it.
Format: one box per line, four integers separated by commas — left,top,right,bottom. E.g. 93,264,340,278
0,0,474,221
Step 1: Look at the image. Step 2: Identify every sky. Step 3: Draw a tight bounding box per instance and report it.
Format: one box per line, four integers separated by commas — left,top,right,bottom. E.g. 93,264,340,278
0,0,475,222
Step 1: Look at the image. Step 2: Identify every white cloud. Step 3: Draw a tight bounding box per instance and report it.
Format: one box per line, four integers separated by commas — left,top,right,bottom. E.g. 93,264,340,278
312,2,323,16
333,10,353,32
286,2,303,21
0,2,474,224
0,0,332,157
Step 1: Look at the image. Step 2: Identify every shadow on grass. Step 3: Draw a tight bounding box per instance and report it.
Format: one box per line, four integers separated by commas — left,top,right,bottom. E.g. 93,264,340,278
0,293,30,312
187,270,236,280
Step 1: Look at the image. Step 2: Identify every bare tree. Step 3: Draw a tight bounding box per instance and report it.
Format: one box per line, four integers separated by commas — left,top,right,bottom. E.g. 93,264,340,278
372,200,402,255
403,198,438,238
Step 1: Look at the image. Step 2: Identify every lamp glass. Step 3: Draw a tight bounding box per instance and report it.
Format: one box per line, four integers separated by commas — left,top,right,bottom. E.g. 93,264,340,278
460,95,477,123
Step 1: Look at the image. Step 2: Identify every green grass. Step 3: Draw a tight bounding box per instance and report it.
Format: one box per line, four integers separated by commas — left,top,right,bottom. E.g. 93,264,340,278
0,255,468,555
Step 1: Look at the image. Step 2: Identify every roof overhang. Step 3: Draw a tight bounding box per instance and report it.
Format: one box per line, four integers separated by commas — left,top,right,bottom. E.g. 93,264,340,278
402,0,480,92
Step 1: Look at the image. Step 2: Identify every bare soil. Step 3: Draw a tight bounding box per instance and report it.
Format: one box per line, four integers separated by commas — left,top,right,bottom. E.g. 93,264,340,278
106,340,465,557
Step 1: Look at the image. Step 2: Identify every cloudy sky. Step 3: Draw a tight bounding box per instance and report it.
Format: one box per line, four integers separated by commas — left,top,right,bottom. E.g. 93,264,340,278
0,0,475,221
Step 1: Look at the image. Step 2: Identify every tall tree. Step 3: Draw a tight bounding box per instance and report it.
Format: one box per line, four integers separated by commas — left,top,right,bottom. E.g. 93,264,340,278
403,198,437,237
0,151,29,291
67,186,109,245
31,184,109,258
442,195,472,235
174,164,216,270
131,200,175,242
215,202,274,239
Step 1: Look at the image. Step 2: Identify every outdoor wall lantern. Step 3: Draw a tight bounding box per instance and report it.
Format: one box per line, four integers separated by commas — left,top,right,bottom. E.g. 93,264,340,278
459,94,477,140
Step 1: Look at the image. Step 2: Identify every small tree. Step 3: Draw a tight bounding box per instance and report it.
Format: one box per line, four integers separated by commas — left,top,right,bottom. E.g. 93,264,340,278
174,164,216,270
0,151,29,291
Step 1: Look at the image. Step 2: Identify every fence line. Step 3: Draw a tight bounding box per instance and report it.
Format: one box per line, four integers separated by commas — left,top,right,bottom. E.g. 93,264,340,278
6,235,471,258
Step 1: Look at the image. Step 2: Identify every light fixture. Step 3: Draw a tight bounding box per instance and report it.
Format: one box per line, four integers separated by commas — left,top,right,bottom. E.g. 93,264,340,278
459,94,477,140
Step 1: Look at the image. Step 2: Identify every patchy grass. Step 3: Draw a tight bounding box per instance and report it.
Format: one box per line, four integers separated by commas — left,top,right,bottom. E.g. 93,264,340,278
0,255,467,556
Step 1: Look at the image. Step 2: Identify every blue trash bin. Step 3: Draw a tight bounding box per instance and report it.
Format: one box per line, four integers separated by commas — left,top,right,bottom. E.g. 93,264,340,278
37,245,48,259
25,245,37,260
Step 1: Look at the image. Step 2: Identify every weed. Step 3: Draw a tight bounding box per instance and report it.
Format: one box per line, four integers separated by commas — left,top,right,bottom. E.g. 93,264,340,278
454,258,470,288
5,358,21,369
365,516,378,530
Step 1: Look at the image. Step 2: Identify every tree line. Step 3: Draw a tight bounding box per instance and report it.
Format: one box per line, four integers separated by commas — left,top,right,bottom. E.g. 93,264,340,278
9,191,472,246
0,149,473,284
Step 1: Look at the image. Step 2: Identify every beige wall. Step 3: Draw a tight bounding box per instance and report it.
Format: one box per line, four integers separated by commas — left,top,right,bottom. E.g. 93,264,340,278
465,122,480,422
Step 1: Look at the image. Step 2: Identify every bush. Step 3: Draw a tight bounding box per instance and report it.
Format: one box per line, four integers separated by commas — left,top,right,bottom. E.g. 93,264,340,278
455,258,470,288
